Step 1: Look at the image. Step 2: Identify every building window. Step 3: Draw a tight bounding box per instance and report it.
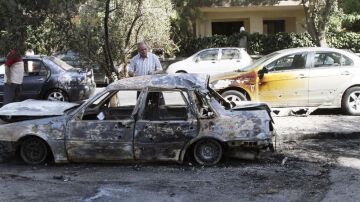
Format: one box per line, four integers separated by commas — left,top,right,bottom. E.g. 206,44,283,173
263,20,285,34
212,21,244,36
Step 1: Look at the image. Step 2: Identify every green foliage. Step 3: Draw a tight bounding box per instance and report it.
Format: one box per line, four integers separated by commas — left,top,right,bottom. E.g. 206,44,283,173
327,31,360,52
340,0,360,14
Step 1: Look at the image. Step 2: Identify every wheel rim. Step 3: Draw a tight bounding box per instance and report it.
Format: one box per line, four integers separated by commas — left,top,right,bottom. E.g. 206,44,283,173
21,138,47,165
48,91,65,101
194,140,222,165
347,90,360,113
223,95,244,106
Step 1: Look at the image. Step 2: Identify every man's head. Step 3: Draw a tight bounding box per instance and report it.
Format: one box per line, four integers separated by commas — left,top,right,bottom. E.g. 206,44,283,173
137,42,148,58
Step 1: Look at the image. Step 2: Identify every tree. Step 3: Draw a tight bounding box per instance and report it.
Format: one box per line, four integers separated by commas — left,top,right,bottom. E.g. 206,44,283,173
0,0,83,56
300,0,339,47
72,0,175,81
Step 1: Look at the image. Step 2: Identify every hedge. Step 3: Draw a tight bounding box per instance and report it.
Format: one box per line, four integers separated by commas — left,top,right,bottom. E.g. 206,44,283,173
177,31,360,57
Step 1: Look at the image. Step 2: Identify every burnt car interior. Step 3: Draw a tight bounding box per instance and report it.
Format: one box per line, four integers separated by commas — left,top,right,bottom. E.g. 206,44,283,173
143,91,189,121
82,90,138,120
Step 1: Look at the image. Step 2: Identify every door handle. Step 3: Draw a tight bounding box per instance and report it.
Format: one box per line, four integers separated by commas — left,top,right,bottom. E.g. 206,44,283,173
341,71,350,75
298,74,306,79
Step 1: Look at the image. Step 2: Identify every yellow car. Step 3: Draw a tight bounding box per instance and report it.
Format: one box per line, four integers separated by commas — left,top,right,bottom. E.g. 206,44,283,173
210,47,360,115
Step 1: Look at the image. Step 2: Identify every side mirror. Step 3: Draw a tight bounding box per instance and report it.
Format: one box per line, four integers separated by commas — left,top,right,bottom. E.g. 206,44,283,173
195,57,200,63
258,67,268,79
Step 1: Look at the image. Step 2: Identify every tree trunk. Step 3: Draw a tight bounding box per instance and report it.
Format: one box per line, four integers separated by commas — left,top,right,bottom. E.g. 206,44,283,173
301,0,336,47
103,0,118,81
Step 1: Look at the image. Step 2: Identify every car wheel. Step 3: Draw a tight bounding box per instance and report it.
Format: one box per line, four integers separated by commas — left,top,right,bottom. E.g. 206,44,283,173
342,87,360,115
221,90,248,106
20,137,48,165
193,139,223,166
176,70,187,73
46,89,68,102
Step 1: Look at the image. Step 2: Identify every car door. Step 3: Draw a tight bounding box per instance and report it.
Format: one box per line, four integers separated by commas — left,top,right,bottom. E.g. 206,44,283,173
308,51,356,106
218,48,243,73
258,52,309,107
66,90,138,162
191,49,219,75
134,90,198,161
20,59,49,100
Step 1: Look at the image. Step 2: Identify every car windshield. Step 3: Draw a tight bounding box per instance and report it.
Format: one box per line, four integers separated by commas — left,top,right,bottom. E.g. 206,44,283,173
47,56,74,71
239,52,280,72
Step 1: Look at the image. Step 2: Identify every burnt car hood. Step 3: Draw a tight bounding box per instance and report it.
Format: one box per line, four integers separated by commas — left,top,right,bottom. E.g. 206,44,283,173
0,99,78,116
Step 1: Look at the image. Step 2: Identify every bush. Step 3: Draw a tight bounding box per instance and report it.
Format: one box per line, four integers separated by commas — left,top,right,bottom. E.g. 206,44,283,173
177,31,360,57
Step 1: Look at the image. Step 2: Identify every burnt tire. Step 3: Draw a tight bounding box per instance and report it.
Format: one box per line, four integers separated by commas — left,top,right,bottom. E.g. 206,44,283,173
193,139,223,166
45,89,68,102
221,90,248,106
342,87,360,115
20,137,48,165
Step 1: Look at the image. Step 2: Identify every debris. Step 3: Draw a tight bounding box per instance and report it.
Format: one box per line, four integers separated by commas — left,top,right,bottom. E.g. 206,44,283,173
281,157,288,166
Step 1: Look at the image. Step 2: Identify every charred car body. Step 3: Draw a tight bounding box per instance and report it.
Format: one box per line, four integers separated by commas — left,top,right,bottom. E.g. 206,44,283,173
0,55,96,106
0,74,274,165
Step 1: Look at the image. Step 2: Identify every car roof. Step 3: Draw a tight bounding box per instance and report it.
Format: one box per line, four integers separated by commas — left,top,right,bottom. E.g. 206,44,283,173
275,47,353,54
107,74,209,91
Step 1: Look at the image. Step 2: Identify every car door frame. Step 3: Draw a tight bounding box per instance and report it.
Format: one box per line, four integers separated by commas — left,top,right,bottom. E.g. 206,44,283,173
133,88,199,162
218,48,243,72
257,51,311,107
65,89,141,162
21,59,50,100
192,49,220,74
307,51,357,106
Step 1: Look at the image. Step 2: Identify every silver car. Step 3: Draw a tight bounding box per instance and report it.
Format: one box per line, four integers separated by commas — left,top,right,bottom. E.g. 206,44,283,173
210,47,360,115
166,48,252,75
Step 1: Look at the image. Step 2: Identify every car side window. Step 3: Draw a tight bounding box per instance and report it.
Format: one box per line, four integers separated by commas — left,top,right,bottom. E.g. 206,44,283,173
24,60,48,76
266,53,307,71
82,90,138,120
196,49,218,61
143,91,188,121
313,52,354,68
221,49,241,60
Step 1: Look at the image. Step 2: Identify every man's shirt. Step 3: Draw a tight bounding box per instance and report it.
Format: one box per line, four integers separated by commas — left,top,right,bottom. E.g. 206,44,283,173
5,62,24,84
128,52,162,76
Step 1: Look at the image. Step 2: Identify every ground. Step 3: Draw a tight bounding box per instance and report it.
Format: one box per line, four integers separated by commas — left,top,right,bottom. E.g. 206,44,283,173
0,109,359,202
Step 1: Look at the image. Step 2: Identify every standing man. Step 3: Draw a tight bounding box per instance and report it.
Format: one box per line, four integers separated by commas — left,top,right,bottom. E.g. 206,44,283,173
3,49,24,105
128,41,163,77
239,26,248,51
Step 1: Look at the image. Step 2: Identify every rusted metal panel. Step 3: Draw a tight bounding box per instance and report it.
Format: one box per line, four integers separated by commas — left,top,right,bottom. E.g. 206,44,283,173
134,120,197,161
66,120,135,161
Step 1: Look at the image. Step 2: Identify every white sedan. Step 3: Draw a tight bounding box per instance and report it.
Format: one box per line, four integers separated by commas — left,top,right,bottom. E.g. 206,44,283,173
166,48,252,75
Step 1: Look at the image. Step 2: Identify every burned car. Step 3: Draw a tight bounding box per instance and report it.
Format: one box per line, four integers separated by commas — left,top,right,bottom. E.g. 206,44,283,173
0,74,274,166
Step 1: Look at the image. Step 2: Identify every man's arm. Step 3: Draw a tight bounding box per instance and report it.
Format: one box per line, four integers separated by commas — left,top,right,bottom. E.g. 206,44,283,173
152,55,163,74
128,58,135,77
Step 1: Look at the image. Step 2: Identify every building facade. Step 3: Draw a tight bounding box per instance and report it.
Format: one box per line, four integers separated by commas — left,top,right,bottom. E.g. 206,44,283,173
196,1,306,37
